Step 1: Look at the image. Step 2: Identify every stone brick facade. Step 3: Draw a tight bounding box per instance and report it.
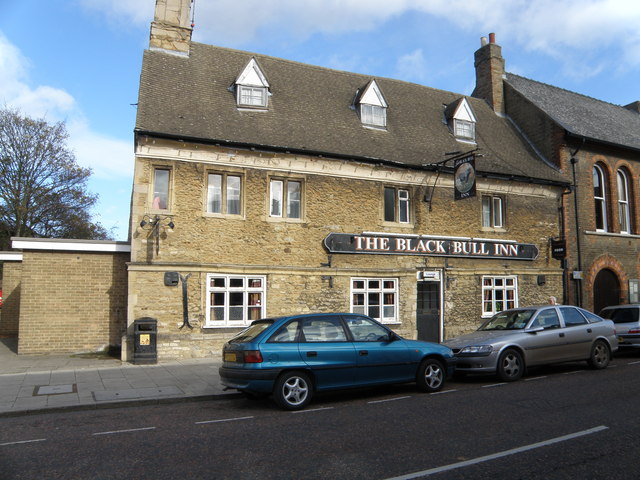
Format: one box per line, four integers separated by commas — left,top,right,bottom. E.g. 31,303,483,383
125,139,564,359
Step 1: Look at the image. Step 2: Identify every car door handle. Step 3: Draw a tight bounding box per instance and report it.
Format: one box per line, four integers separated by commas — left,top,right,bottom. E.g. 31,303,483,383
587,328,592,333
559,333,565,337
306,351,317,358
359,350,369,356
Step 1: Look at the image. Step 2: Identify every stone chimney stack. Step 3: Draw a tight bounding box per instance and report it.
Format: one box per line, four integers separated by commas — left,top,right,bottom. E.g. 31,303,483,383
149,0,193,55
472,32,505,115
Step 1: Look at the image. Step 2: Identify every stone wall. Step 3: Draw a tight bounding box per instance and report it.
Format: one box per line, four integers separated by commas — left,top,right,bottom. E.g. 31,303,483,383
126,139,564,359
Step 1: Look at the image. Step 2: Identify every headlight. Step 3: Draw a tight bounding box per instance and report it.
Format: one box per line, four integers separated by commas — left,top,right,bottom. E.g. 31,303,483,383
459,345,493,355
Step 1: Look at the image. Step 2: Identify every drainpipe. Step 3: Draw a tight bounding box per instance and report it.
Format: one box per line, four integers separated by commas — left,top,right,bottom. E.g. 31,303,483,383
570,138,585,307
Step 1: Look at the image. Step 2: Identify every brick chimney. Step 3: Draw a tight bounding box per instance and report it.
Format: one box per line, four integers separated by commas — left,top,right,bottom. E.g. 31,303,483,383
149,0,193,55
472,33,505,115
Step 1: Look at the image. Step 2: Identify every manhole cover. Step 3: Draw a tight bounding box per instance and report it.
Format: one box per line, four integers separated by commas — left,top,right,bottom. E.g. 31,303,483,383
35,384,77,396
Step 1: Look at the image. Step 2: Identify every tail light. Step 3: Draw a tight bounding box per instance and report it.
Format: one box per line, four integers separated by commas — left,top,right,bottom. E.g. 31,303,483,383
628,328,640,334
243,350,263,363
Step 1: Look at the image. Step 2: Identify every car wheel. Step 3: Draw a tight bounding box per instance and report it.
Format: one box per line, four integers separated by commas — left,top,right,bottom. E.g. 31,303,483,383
587,340,610,369
273,371,313,410
416,358,445,392
497,348,524,382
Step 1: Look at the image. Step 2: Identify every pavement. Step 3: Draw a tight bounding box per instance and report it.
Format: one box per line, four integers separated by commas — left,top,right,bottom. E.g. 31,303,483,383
0,336,236,417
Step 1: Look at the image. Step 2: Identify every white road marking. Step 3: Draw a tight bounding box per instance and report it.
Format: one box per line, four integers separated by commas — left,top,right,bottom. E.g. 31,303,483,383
92,427,156,436
368,396,412,404
525,376,548,381
628,360,640,365
384,425,609,480
0,439,47,446
482,383,507,388
291,407,334,414
195,416,254,424
563,370,583,375
430,389,458,395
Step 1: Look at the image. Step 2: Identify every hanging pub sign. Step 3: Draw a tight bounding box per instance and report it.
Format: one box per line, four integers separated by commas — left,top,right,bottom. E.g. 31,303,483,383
324,233,539,261
454,154,476,200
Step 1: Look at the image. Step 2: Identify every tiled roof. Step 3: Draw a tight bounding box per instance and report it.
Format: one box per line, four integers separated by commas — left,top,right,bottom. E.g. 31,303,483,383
505,73,640,152
136,43,567,184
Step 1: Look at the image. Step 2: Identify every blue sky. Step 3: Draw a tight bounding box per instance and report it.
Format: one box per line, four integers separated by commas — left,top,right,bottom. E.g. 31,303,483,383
1,0,639,241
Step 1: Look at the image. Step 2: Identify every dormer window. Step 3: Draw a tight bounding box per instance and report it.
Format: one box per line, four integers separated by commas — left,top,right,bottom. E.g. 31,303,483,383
445,98,476,141
356,80,387,128
235,58,270,109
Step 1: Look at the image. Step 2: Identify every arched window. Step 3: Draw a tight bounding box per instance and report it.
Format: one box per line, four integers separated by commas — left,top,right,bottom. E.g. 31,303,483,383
617,169,631,234
593,165,608,232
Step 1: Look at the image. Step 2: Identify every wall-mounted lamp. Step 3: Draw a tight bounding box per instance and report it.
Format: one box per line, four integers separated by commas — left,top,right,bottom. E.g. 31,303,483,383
139,214,175,255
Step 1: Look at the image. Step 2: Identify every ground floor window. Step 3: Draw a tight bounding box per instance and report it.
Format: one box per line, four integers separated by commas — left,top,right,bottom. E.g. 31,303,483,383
351,278,398,323
206,275,266,327
482,276,517,317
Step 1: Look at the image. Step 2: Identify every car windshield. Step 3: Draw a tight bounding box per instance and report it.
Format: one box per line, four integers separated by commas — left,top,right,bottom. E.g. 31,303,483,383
228,320,274,343
479,310,534,331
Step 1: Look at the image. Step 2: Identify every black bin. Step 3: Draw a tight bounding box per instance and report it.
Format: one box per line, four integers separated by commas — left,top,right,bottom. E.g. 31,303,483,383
133,317,157,364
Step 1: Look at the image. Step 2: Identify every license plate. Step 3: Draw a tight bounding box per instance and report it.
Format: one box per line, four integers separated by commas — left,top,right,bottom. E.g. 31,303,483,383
224,352,237,362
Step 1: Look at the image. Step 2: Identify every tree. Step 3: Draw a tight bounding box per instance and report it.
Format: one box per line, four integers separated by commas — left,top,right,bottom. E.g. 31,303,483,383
0,108,111,250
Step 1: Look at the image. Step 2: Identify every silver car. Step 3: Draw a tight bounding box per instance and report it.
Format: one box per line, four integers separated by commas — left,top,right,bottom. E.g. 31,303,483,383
444,306,618,381
599,305,640,350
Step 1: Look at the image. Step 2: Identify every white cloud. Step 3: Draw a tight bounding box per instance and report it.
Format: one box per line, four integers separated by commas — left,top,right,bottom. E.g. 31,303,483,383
0,32,132,180
81,0,640,70
395,49,428,84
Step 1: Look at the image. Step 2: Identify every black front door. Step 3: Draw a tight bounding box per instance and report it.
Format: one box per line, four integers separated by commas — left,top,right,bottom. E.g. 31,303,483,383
593,269,620,314
416,281,440,342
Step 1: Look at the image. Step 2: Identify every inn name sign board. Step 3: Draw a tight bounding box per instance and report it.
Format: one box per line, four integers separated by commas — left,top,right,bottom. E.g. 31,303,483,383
324,233,539,261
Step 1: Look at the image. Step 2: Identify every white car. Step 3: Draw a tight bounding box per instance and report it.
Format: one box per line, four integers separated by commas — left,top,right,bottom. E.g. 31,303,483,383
599,305,640,350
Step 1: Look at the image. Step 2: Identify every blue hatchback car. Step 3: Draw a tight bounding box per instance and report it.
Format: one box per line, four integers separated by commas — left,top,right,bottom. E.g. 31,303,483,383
219,313,456,410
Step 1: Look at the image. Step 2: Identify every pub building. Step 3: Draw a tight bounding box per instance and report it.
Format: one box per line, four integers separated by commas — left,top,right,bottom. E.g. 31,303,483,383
122,0,568,359
0,1,570,359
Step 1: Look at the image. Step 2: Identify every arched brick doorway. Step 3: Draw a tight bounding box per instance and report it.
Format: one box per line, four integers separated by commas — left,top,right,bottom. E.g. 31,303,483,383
593,269,620,314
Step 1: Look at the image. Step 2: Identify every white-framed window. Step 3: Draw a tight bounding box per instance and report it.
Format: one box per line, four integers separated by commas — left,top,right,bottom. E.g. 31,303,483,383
482,276,518,317
152,168,170,210
593,165,608,232
454,119,475,140
482,195,504,228
617,169,631,234
270,179,302,219
206,275,266,327
238,85,268,108
207,173,242,215
360,104,387,127
384,187,410,223
351,278,398,323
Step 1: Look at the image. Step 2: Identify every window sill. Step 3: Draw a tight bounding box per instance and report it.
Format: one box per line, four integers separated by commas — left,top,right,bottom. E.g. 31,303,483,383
203,213,245,220
586,230,640,239
266,216,305,224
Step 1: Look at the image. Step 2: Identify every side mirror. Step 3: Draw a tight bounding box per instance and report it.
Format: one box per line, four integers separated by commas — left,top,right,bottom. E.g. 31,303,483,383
387,332,399,342
525,326,544,334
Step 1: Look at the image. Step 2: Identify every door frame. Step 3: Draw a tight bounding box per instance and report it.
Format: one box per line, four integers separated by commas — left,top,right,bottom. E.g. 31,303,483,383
416,270,444,342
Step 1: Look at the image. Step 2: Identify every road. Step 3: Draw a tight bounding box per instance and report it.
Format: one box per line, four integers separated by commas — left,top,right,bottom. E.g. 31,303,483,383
2,353,640,480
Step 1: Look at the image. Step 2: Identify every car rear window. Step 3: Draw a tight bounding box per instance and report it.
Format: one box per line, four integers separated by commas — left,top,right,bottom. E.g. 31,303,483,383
600,308,639,324
228,320,274,343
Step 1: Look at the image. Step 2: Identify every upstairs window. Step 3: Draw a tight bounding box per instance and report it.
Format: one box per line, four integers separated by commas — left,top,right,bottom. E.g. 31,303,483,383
235,58,269,109
356,80,387,128
617,169,631,234
270,179,302,219
593,165,608,232
482,195,504,228
384,187,410,223
445,98,477,141
207,173,242,216
152,168,170,210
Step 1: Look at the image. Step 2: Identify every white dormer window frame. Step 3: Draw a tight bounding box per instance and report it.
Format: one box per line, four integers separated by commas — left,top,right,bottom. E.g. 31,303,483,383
358,80,387,128
451,98,477,141
235,58,270,109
